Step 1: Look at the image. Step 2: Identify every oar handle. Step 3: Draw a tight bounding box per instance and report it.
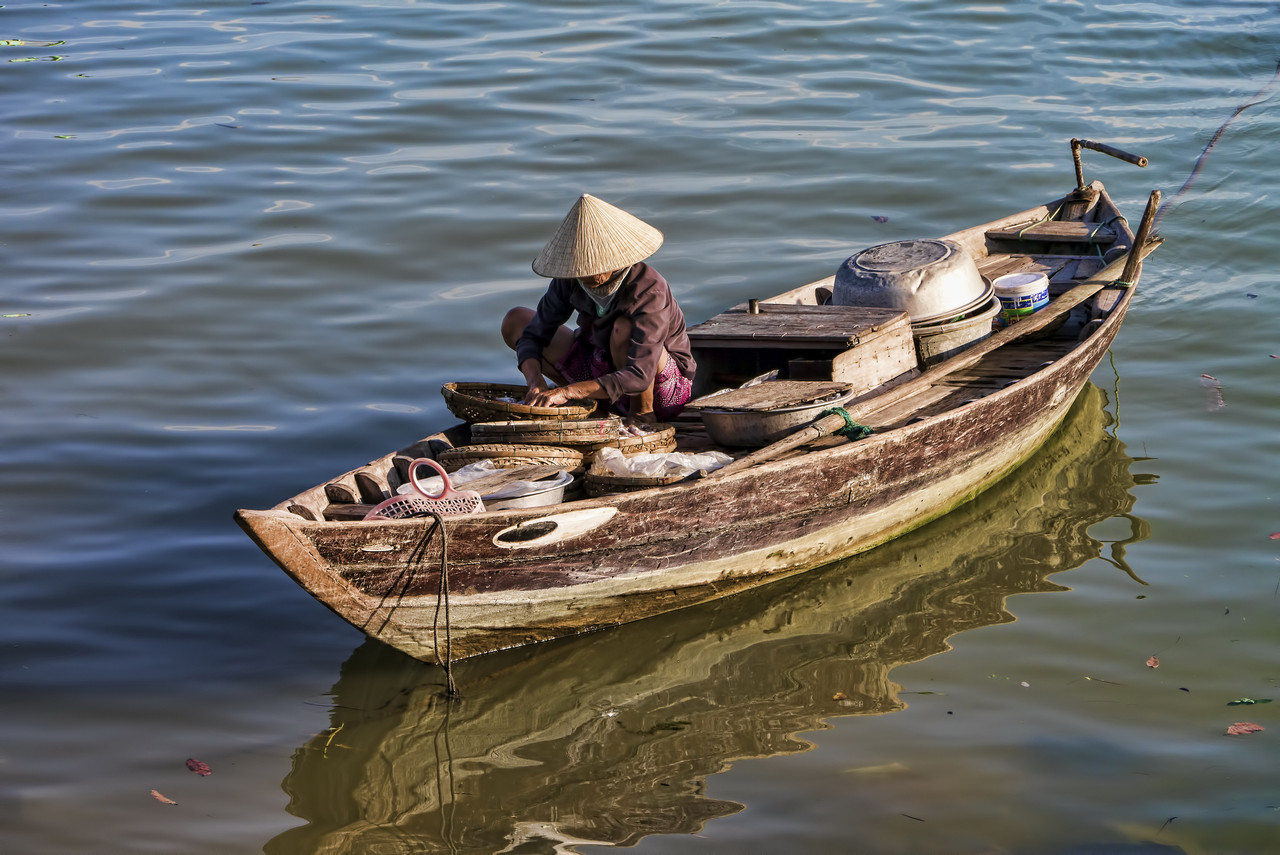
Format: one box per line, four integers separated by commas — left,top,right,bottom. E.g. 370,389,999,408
1072,138,1149,188
1073,139,1148,168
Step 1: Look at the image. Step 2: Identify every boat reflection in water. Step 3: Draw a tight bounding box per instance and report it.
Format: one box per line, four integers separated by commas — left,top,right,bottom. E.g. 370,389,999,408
267,382,1149,855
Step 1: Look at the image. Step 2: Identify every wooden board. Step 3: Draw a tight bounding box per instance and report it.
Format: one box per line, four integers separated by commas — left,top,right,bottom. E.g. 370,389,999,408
985,220,1117,245
687,304,907,349
686,380,852,412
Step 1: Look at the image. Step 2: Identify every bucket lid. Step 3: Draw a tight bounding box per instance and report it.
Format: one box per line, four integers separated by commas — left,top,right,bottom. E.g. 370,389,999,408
993,272,1049,294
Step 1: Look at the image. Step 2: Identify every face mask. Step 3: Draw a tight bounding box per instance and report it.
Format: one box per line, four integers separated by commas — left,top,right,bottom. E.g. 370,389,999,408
577,267,630,315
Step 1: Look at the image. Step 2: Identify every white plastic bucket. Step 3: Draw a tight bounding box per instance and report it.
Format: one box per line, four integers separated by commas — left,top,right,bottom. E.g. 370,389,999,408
993,272,1049,324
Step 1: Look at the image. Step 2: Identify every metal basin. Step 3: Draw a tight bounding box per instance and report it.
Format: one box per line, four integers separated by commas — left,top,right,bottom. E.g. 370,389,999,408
697,388,856,448
482,470,575,510
833,238,989,324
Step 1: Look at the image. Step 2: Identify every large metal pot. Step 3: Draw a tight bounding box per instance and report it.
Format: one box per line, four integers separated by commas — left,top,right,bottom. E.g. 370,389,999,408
833,238,990,324
696,388,857,447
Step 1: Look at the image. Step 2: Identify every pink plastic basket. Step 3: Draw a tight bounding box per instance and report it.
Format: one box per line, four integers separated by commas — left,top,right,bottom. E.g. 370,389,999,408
362,458,485,520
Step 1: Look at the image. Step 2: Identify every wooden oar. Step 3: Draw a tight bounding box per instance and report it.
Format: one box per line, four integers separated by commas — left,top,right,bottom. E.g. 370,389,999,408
708,193,1162,481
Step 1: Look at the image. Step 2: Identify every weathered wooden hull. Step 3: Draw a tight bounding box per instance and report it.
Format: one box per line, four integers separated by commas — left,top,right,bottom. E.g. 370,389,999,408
238,303,1120,661
236,179,1153,663
268,382,1140,854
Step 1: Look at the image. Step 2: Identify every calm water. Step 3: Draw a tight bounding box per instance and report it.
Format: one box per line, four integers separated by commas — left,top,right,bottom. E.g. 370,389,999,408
4,1,1279,853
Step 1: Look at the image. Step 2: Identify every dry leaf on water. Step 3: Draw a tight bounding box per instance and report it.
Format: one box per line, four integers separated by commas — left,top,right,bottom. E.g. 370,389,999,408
1226,722,1264,736
185,758,212,776
150,789,178,805
1146,656,1159,668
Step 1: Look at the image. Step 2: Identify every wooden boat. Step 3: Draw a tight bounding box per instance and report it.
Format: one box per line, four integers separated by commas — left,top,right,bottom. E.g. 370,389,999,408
268,381,1145,854
236,141,1162,665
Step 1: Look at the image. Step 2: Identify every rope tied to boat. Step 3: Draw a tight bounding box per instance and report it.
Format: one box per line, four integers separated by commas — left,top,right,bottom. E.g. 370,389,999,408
819,407,874,440
424,510,459,697
1015,203,1065,237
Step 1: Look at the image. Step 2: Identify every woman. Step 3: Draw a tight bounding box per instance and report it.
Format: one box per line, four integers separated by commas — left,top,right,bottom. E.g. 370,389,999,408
502,194,696,421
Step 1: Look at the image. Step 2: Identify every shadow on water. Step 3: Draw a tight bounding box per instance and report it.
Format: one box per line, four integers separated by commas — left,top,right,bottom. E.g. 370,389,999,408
266,382,1149,854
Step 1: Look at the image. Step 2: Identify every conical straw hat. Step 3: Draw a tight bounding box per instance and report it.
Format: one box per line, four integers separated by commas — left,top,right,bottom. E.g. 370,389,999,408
532,194,664,279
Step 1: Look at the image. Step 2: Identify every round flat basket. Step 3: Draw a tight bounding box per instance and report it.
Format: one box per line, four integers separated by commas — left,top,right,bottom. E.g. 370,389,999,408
442,382,598,424
584,471,687,497
437,443,586,474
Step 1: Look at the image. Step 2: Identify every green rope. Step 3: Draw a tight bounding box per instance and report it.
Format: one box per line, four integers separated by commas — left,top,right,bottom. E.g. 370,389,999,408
1015,203,1065,237
820,407,874,440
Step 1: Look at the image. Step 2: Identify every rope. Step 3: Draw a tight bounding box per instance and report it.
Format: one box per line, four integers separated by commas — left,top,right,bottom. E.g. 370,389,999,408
819,407,874,440
1157,60,1280,228
426,510,459,697
1015,203,1064,237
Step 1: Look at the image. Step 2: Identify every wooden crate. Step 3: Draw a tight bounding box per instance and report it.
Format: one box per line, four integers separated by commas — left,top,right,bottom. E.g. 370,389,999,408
687,303,916,396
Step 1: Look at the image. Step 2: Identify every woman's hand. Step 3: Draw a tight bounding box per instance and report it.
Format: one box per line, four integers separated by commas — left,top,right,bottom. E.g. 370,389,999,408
524,385,571,408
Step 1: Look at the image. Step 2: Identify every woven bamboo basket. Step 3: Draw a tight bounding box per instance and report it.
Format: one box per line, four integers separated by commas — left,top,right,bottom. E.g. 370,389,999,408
612,423,678,455
441,382,598,424
470,418,678,454
470,417,623,448
584,470,689,497
437,443,586,474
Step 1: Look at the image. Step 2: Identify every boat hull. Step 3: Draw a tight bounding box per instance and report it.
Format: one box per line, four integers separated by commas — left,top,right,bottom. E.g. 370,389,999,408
237,292,1127,662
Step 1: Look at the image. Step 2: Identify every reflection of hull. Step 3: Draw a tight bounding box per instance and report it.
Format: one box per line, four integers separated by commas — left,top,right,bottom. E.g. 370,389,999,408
267,383,1146,854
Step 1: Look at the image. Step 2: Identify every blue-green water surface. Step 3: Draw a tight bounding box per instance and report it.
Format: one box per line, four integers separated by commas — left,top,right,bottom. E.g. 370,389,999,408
3,2,1279,852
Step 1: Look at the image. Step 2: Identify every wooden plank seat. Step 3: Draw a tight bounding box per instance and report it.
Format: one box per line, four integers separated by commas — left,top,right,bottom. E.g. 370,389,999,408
985,219,1118,245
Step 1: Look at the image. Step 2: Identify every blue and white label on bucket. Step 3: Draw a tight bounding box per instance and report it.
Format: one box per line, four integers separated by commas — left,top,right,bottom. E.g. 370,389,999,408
1002,291,1048,311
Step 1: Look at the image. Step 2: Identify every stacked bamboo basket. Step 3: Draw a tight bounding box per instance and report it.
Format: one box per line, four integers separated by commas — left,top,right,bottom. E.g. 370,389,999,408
440,383,679,495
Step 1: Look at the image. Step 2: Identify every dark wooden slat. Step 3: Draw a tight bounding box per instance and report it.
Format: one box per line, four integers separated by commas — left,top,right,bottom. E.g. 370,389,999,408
354,472,388,503
324,482,358,504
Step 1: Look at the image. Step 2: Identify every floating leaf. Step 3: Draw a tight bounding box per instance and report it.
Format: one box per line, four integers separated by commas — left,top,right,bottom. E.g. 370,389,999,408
1226,722,1264,736
1228,698,1272,706
1200,374,1225,411
151,789,178,805
832,692,848,701
1146,655,1159,668
185,758,212,776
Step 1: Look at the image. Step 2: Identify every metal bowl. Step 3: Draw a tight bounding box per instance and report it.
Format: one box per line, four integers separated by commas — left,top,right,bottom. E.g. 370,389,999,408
481,470,575,511
697,388,856,448
832,238,988,325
